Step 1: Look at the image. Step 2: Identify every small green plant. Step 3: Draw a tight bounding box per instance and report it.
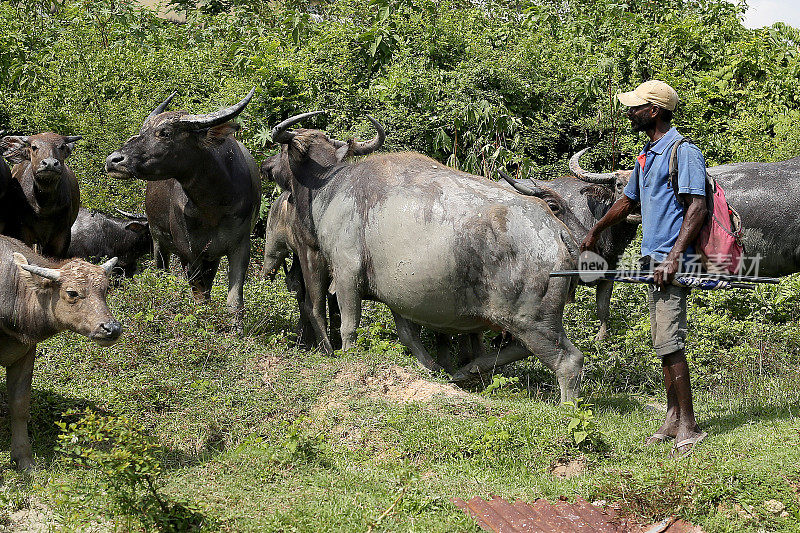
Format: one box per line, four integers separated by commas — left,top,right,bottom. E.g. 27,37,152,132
271,417,329,467
56,409,207,532
468,416,520,459
481,375,520,396
563,398,606,451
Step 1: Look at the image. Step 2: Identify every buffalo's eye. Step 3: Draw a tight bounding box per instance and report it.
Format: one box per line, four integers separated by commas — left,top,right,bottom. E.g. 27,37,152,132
65,290,80,300
156,128,170,138
30,145,38,152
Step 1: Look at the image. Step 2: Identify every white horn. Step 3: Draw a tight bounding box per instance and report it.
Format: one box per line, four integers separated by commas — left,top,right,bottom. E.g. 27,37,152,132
101,257,119,274
14,253,61,281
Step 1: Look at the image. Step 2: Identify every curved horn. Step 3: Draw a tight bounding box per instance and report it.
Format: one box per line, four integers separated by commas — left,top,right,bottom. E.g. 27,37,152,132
178,87,256,129
351,115,386,156
145,92,177,123
270,111,326,144
114,208,148,221
64,135,83,144
498,169,545,196
569,147,616,184
101,257,119,274
19,263,61,282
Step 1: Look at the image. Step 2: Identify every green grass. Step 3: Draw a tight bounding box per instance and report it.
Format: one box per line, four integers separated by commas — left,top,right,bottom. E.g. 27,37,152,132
0,257,798,531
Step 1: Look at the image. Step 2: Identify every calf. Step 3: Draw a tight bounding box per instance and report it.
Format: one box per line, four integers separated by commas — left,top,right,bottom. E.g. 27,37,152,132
0,236,121,469
69,207,152,277
261,191,341,350
0,133,82,257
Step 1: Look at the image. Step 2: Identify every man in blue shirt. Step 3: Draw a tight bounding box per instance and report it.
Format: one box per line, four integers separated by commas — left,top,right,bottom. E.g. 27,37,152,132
581,80,708,456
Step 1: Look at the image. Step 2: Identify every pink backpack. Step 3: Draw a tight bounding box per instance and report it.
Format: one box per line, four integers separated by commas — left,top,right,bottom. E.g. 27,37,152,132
669,138,744,274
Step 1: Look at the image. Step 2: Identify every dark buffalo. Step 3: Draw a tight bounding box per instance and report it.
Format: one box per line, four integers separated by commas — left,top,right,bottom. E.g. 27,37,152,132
577,148,800,278
265,113,584,401
0,133,82,256
501,148,640,341
708,159,800,277
0,235,121,469
105,90,261,328
68,207,152,278
0,151,26,239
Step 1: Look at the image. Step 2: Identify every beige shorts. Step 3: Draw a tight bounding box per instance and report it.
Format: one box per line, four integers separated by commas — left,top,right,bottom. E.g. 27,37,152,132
647,284,688,356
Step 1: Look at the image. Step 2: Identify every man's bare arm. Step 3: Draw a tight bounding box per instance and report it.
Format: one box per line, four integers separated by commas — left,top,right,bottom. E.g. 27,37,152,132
580,195,637,252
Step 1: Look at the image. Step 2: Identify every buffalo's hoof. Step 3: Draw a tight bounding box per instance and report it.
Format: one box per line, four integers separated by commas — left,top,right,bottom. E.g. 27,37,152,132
449,364,484,386
11,455,34,471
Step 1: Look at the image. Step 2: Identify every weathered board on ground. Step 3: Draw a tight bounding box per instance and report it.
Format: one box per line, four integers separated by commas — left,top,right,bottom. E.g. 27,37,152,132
452,495,703,533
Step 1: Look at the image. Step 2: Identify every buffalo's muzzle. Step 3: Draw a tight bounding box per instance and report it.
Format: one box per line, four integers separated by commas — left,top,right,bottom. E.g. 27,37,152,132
37,158,62,173
105,152,132,178
91,320,123,346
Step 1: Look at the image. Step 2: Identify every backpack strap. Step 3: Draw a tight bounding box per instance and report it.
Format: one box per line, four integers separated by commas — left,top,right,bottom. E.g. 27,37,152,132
668,137,714,215
668,137,694,208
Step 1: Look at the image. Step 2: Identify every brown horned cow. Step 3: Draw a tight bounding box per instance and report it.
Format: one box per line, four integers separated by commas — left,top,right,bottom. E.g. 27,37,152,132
0,133,82,257
0,236,121,469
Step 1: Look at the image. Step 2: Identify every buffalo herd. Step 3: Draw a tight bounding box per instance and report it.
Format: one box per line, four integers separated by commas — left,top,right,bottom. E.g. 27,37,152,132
0,89,798,469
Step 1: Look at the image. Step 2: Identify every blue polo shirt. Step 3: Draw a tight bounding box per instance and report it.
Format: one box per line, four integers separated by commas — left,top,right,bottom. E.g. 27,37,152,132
623,127,707,262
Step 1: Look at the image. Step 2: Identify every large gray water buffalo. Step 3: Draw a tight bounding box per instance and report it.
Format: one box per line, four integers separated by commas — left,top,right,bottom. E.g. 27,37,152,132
68,207,152,278
501,148,640,341
265,113,584,401
0,236,121,469
0,133,82,257
105,90,261,327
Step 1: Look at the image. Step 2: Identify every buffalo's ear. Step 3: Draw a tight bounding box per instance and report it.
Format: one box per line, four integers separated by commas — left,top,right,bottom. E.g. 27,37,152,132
203,121,240,145
1,136,30,164
13,252,32,284
579,184,614,204
335,144,350,162
125,221,148,233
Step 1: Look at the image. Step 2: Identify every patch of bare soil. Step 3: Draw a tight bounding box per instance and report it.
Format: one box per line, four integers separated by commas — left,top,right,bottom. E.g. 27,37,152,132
365,365,474,404
1,498,56,532
315,363,478,413
550,456,587,479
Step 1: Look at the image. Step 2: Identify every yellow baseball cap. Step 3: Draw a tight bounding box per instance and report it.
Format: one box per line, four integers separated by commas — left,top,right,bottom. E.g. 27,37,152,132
618,80,679,111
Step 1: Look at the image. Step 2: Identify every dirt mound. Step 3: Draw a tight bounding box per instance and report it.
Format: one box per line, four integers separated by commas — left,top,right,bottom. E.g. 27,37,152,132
365,364,474,403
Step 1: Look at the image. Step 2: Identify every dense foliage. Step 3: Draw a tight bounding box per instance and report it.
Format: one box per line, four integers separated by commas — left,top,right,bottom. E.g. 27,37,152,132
2,0,800,212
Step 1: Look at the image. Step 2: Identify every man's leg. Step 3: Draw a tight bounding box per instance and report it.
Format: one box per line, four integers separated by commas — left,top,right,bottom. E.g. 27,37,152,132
646,285,704,451
663,348,704,450
646,362,679,443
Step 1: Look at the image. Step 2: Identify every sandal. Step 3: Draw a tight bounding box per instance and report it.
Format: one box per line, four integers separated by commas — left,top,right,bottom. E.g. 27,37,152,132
670,431,707,458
